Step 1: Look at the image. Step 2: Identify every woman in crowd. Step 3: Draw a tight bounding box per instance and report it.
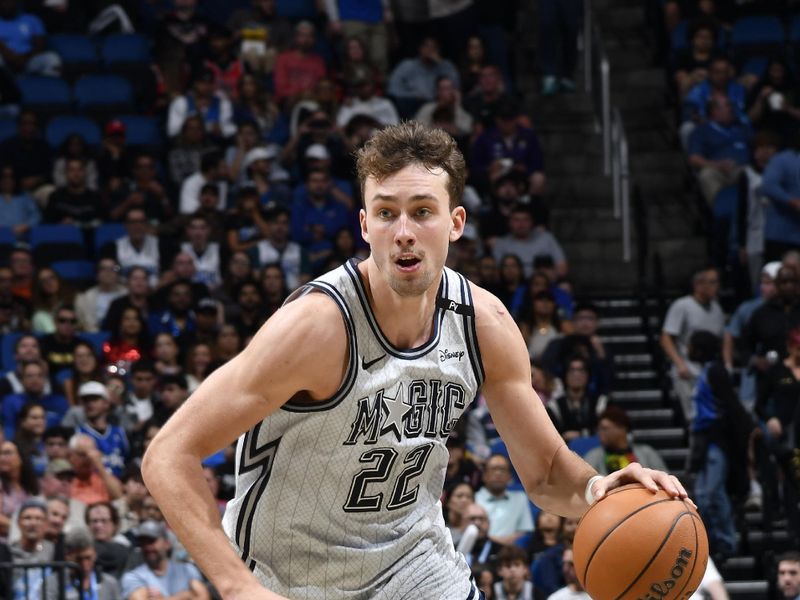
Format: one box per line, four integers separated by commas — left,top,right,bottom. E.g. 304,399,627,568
63,340,104,406
31,268,73,334
13,402,48,476
232,74,279,134
104,307,149,375
528,511,563,561
495,254,527,319
185,342,213,394
213,324,242,366
0,440,39,542
153,332,182,377
518,289,563,363
52,133,99,190
167,115,216,187
443,482,475,547
460,35,488,95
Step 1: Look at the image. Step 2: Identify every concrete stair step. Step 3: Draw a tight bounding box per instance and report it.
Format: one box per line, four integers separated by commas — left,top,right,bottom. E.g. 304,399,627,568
611,389,665,410
725,581,768,599
719,556,756,581
626,408,675,428
630,151,686,173
613,353,652,367
538,132,604,155
655,447,688,470
611,68,667,90
631,427,685,448
596,5,645,30
611,88,668,110
549,215,625,242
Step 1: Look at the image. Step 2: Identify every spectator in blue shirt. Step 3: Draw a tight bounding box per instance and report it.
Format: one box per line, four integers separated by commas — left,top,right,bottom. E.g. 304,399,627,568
0,0,60,76
0,165,39,238
290,168,353,252
470,99,546,196
147,280,197,351
2,360,68,440
73,381,130,478
688,96,752,206
759,140,800,261
681,56,747,147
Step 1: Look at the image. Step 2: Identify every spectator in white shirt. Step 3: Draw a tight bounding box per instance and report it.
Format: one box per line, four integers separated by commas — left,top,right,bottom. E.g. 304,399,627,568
179,150,228,215
336,77,399,128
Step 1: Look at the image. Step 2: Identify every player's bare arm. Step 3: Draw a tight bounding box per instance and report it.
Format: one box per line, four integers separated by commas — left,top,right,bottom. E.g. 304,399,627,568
142,292,348,600
472,284,688,517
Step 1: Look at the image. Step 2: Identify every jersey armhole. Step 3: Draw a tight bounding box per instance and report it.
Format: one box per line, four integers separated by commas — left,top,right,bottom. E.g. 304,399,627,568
457,273,486,389
281,282,358,413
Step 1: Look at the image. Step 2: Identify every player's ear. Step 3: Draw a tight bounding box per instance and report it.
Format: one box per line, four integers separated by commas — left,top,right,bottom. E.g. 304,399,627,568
449,206,466,243
359,208,369,243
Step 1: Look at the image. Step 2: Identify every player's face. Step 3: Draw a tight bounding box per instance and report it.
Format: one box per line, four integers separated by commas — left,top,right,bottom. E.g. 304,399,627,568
779,560,800,598
361,164,465,298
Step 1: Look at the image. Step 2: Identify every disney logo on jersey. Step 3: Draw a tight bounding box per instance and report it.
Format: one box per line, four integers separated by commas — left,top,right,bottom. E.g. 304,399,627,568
345,379,466,444
439,348,464,363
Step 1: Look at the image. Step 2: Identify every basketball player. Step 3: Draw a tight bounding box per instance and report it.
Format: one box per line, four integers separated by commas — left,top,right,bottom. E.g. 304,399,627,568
142,123,688,599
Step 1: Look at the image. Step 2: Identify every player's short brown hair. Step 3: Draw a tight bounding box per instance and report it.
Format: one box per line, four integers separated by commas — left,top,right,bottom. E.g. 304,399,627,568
356,122,465,210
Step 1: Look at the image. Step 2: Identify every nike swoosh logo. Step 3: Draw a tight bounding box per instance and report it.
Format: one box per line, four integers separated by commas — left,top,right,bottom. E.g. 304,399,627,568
361,354,386,370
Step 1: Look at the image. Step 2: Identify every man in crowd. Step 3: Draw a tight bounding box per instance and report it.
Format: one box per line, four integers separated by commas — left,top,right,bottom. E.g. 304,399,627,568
72,381,130,478
777,551,800,600
0,0,61,76
43,158,104,225
121,520,210,600
11,500,54,600
493,546,534,600
2,359,68,439
44,527,121,600
272,21,326,107
492,204,567,279
75,258,127,332
0,334,49,398
547,547,591,600
253,206,309,290
86,501,131,578
68,434,123,505
179,151,228,215
461,502,501,568
109,208,161,285
40,304,80,376
759,135,800,262
475,454,534,547
584,406,668,475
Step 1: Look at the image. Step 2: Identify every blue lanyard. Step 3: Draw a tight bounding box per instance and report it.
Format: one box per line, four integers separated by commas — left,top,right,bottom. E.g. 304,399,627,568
68,571,98,600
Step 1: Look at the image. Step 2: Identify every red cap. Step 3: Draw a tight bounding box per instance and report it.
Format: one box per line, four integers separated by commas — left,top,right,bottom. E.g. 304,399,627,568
105,120,126,136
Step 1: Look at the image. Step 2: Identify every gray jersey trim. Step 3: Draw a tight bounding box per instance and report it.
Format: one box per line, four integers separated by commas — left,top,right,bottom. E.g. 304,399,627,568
280,280,358,413
343,259,447,359
457,273,485,388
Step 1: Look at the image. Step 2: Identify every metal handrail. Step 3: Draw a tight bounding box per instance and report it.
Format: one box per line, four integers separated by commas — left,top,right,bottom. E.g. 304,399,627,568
0,561,78,600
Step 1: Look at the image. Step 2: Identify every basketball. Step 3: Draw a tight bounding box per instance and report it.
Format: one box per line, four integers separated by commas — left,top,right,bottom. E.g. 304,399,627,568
572,484,709,600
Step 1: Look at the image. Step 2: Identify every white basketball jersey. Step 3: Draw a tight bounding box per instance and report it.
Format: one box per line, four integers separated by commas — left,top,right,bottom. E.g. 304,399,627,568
222,259,484,599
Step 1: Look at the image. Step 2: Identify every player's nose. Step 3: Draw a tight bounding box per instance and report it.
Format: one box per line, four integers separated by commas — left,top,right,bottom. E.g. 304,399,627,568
394,214,416,245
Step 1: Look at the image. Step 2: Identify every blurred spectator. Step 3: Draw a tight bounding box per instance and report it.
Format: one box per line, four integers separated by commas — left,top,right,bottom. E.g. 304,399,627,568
527,510,562,561
109,153,172,224
184,342,213,394
62,341,104,407
531,517,578,597
0,264,30,331
445,431,482,491
203,25,243,99
168,115,216,188
546,356,606,442
14,401,47,475
290,168,353,247
121,520,210,600
387,37,460,118
31,268,73,334
337,35,383,93
282,110,349,180
154,0,212,95
147,280,196,349
473,565,494,599
44,158,106,225
0,164,40,237
756,328,800,536
153,332,182,378
167,67,236,141
72,382,129,478
687,330,751,559
324,1,389,75
243,147,291,209
258,264,289,319
0,335,48,399
337,76,399,128
151,373,189,427
672,18,716,100
40,303,80,373
735,131,780,290
532,363,562,406
10,500,52,600
213,251,256,311
0,111,51,193
415,76,473,137
227,0,292,77
681,56,747,147
689,556,729,600
2,360,67,439
743,265,800,376
212,323,243,365
102,267,152,335
777,551,800,600
233,76,279,138
660,267,724,421
223,187,267,254
494,254,527,318
182,213,224,290
747,60,800,142
98,120,133,192
0,440,39,541
461,502,501,568
547,547,590,600
125,361,158,437
518,289,563,363
43,496,67,552
687,96,752,206
103,306,148,375
52,134,99,192
723,261,781,413
492,204,565,279
537,0,580,96
494,546,534,600
584,406,668,475
180,150,228,215
475,454,533,546
67,434,122,505
75,259,126,333
472,100,545,196
43,526,121,600
0,0,61,76
459,36,489,96
226,281,266,340
113,465,146,534
9,246,34,302
109,208,161,285
273,21,327,108
86,502,130,578
465,65,511,130
759,137,800,260
254,206,309,290
444,481,475,546
42,428,71,463
226,122,262,185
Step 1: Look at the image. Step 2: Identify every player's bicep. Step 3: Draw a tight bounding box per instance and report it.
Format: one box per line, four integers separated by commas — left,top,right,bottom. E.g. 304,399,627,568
155,293,347,458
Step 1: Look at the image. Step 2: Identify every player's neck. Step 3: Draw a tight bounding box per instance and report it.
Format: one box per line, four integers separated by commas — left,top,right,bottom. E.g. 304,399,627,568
361,260,439,349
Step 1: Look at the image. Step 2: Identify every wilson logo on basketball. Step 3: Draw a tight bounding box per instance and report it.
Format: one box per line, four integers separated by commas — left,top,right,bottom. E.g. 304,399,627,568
636,548,693,600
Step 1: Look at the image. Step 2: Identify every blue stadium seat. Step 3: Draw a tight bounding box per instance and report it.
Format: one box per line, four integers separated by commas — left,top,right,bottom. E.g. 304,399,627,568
101,33,151,67
73,75,134,114
48,34,98,69
30,224,83,247
275,0,316,19
51,259,97,284
741,56,769,78
114,115,162,147
790,15,800,43
80,331,110,356
0,118,17,143
1,331,23,372
567,435,601,457
45,116,102,149
16,75,71,113
671,21,690,51
94,222,126,254
731,16,784,48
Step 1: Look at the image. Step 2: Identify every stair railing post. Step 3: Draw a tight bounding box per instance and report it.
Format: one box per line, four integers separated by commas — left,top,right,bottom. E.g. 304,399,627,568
583,0,592,93
601,49,611,176
612,111,621,219
620,113,631,263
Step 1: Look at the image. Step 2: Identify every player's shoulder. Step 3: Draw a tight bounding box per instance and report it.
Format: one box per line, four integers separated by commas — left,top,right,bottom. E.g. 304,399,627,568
469,281,516,333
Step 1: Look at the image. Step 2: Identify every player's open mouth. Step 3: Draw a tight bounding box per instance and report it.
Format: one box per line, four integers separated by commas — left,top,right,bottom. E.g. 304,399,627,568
395,256,422,272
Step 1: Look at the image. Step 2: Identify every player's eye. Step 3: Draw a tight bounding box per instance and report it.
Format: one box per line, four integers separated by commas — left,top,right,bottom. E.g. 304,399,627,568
377,209,392,219
417,208,432,217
